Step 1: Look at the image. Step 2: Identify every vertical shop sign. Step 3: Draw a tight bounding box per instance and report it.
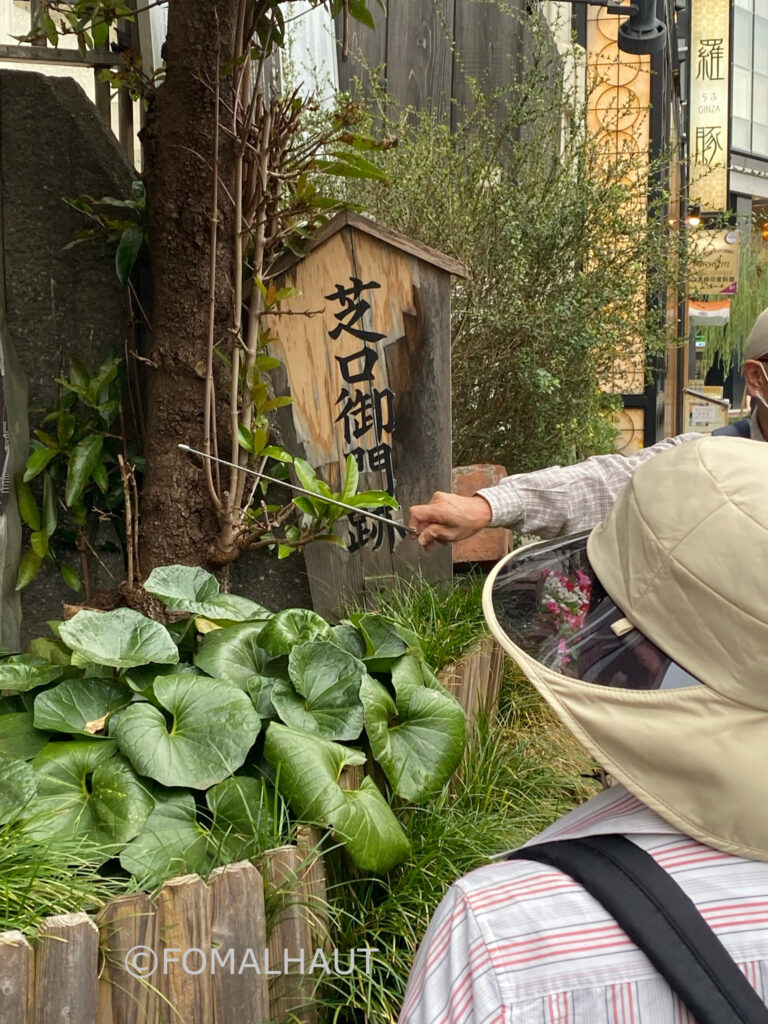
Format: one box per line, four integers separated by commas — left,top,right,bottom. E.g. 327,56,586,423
689,0,730,212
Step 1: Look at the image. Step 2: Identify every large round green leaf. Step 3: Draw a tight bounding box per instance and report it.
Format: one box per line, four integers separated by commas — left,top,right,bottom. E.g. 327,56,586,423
272,641,365,740
26,740,154,847
194,622,271,690
263,723,408,873
330,624,366,659
361,676,467,801
59,609,179,669
246,667,290,718
258,609,332,657
28,637,71,666
112,674,261,789
333,776,411,873
391,654,442,690
0,756,37,823
0,712,51,760
145,564,219,606
192,594,271,624
119,790,211,888
33,677,132,736
263,722,365,822
349,614,422,672
123,662,200,696
144,565,272,623
0,654,63,692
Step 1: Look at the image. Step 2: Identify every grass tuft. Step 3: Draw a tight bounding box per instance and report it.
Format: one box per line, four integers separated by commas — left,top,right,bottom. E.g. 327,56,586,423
361,571,488,671
0,823,133,934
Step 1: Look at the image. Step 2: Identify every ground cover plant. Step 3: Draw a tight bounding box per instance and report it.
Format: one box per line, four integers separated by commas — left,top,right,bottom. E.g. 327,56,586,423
361,570,487,671
0,564,467,890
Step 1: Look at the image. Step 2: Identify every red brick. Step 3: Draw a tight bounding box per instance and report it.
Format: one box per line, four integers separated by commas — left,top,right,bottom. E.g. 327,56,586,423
451,464,511,564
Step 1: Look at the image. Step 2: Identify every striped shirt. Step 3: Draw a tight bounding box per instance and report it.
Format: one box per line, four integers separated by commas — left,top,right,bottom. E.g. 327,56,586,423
399,785,768,1024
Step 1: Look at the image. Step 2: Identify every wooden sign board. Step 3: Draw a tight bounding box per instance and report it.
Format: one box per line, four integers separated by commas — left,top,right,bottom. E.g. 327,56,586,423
265,212,466,619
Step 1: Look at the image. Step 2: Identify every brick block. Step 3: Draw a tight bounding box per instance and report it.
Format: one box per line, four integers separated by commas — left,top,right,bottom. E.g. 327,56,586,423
451,464,511,564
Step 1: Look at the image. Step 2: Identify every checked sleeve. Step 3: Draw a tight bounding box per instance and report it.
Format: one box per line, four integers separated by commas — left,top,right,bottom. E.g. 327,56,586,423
476,433,702,539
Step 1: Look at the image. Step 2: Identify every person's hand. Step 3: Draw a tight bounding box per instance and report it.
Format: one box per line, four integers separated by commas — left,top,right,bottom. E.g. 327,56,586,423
409,492,492,550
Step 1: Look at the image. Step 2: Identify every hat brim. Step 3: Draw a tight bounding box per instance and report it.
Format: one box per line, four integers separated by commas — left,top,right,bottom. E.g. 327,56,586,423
484,542,768,861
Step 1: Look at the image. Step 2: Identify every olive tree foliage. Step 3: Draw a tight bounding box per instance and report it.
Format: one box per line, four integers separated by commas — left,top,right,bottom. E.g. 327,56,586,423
338,10,685,474
19,0,390,601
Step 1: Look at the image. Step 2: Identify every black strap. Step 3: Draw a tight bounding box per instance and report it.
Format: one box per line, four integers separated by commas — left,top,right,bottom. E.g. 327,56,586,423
508,834,768,1024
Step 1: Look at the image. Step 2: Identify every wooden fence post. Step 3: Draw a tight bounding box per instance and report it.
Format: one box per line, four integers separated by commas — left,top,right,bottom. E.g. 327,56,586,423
208,861,270,1024
0,931,34,1024
438,636,504,731
0,848,338,1024
154,875,212,1024
265,846,317,1024
96,892,158,1024
295,828,331,954
34,913,99,1024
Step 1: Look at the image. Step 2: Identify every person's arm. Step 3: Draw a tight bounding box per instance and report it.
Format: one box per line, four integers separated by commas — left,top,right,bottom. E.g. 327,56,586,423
398,884,503,1024
410,433,701,547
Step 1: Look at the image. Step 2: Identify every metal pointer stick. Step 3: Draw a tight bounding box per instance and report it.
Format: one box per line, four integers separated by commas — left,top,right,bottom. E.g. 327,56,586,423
178,444,418,534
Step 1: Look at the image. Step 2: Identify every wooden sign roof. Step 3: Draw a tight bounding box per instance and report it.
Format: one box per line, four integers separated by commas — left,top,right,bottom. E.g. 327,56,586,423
271,210,467,280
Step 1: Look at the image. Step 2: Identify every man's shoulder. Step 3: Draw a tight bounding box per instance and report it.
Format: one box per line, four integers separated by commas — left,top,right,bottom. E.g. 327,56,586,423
452,829,768,1008
713,418,751,438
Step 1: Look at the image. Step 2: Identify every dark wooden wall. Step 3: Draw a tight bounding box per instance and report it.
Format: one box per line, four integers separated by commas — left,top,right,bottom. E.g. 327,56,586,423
336,0,526,130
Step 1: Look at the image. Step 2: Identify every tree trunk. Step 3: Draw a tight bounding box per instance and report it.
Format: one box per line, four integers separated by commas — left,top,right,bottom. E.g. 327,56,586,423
139,0,238,575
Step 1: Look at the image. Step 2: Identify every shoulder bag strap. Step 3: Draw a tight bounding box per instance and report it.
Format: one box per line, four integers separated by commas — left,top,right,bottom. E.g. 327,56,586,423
507,833,768,1024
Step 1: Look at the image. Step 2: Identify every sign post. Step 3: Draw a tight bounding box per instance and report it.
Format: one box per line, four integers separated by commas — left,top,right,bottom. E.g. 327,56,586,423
689,0,730,212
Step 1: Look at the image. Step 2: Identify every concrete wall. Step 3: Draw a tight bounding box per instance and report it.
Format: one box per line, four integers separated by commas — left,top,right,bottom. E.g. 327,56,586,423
0,69,135,643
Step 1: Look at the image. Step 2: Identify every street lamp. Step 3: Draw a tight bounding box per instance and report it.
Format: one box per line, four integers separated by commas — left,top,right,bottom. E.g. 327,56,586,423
566,0,667,55
686,204,702,228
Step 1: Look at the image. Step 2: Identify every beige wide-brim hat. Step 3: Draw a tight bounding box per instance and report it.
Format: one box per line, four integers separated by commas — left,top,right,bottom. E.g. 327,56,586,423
745,306,768,361
483,435,768,860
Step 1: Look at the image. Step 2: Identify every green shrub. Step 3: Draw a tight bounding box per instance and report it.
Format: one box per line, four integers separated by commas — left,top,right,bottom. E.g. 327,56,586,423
336,7,685,473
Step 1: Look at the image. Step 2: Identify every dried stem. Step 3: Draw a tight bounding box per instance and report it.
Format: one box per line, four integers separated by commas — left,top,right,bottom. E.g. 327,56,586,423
233,102,272,514
118,454,134,591
75,527,92,603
